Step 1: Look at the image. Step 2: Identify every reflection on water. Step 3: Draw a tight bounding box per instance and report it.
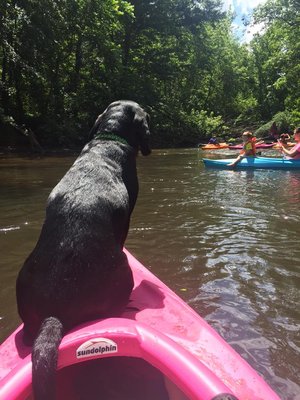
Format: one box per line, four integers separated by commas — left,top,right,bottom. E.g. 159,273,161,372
129,150,300,400
0,150,300,399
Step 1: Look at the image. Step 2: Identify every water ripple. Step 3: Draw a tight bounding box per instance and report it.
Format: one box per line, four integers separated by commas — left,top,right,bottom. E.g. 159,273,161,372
1,151,299,399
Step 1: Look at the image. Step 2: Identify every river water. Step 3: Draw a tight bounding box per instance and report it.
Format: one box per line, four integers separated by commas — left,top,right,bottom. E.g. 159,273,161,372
0,149,299,399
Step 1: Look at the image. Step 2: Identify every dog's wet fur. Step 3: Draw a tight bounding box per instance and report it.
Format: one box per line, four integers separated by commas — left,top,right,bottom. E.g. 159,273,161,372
16,100,151,400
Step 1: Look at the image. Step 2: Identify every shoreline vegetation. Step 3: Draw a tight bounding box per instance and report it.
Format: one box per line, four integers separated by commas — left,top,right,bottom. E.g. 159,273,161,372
1,0,299,152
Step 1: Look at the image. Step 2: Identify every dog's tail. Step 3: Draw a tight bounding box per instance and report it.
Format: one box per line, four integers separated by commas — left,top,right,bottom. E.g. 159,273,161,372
32,316,64,400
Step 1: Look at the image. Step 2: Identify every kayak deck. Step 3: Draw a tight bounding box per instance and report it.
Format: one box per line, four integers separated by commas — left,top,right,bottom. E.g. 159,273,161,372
203,156,300,169
0,250,280,400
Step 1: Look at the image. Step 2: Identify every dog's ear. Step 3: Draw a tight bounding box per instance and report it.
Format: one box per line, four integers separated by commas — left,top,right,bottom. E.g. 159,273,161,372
88,112,104,141
133,110,151,156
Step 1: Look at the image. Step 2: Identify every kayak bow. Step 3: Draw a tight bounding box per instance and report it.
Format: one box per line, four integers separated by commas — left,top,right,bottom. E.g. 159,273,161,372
0,249,280,400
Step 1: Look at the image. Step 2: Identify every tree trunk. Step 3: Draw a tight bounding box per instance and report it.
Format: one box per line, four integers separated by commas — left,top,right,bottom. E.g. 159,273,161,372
1,50,9,113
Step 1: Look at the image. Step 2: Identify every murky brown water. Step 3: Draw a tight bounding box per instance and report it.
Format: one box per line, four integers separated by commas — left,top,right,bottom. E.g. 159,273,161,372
0,149,299,399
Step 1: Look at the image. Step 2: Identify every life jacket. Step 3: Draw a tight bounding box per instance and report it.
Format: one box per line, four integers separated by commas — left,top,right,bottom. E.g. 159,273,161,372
241,138,256,156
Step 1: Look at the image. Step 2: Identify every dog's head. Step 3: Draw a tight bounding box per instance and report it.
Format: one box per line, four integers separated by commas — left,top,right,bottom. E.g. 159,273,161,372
89,100,151,156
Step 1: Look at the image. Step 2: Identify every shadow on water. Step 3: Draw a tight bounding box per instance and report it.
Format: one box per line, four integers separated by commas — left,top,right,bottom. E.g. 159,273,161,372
0,150,299,399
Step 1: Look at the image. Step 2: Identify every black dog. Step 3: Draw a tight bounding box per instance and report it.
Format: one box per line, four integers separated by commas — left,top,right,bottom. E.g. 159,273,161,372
16,100,151,400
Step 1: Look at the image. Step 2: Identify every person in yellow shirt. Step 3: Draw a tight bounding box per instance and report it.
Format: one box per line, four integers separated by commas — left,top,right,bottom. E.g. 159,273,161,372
228,131,256,167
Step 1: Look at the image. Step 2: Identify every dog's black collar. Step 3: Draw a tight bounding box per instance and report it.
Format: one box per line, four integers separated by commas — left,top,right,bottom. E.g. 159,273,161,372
94,133,129,146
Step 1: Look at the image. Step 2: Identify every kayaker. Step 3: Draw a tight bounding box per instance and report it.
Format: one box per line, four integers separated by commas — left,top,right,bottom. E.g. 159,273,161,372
279,133,291,145
227,131,256,167
278,128,300,159
277,133,291,158
208,135,219,145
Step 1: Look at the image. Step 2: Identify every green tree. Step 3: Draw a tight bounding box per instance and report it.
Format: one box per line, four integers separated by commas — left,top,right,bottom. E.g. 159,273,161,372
251,0,300,122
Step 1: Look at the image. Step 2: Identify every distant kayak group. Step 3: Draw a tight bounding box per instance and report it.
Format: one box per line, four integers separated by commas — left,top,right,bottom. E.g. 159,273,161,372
202,128,300,169
200,141,295,150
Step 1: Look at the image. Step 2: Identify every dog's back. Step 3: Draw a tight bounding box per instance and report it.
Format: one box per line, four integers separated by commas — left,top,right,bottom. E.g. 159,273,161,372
16,100,151,399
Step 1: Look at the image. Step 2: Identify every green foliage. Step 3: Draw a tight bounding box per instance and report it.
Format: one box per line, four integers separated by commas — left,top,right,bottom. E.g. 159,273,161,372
255,111,292,137
186,110,224,138
289,110,300,129
0,0,299,148
251,0,300,124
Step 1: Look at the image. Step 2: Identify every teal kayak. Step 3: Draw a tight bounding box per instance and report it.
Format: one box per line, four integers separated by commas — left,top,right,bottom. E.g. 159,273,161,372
203,156,300,170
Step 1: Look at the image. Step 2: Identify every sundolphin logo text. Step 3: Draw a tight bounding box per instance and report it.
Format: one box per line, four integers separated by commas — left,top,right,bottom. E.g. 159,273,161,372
76,338,118,359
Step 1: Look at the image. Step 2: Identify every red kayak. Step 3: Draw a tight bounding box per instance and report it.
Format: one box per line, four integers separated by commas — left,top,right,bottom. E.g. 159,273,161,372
0,250,280,400
228,143,275,150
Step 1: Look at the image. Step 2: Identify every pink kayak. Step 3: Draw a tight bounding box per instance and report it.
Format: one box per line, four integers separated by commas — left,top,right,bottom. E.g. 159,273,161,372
0,249,280,400
228,143,275,150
